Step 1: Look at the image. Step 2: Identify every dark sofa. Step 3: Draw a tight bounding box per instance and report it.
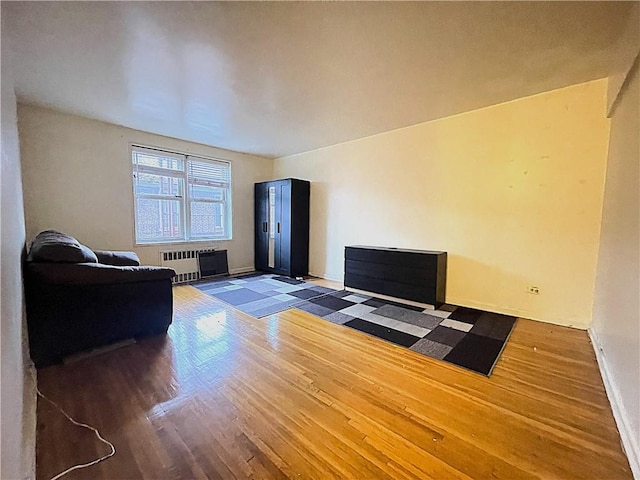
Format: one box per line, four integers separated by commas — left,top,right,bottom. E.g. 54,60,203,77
24,230,176,368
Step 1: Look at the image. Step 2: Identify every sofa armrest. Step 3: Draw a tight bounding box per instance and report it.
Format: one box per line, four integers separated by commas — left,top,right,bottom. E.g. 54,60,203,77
93,250,141,266
26,262,175,286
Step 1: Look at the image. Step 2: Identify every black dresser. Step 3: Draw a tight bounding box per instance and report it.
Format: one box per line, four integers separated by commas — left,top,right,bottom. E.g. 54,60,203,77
344,246,447,308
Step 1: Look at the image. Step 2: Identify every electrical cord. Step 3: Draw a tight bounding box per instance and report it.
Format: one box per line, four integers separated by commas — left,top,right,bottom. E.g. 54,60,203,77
36,383,116,480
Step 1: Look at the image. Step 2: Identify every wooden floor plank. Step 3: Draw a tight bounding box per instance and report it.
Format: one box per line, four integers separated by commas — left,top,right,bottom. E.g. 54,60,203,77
35,282,632,479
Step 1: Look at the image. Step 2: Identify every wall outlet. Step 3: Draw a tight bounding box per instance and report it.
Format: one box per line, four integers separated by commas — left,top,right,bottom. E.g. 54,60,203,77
527,285,540,295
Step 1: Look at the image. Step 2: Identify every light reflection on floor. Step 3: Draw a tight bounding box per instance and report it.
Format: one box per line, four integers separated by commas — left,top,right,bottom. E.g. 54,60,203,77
195,310,228,342
42,290,309,453
155,305,241,413
265,315,280,351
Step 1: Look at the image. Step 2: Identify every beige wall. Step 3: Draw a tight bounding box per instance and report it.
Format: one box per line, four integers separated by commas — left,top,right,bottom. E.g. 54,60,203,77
592,60,639,476
18,105,273,270
275,79,610,328
1,20,36,480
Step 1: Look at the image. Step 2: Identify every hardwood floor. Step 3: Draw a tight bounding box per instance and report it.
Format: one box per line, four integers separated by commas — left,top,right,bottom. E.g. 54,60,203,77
35,283,632,479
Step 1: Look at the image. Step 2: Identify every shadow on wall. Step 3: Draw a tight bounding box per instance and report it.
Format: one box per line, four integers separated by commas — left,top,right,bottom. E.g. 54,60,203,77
309,181,329,277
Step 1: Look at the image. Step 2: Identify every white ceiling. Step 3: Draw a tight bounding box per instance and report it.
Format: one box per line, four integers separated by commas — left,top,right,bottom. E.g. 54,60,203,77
3,2,635,158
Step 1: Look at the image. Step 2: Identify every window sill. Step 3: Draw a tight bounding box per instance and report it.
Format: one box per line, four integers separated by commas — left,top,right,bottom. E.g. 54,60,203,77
135,238,232,247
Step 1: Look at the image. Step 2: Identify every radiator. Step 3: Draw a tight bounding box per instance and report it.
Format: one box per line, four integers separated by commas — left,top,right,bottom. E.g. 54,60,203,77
160,248,217,284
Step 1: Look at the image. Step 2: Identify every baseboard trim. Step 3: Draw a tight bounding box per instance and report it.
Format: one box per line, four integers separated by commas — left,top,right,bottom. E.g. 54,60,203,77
446,296,589,330
588,328,640,479
308,271,343,283
229,266,255,275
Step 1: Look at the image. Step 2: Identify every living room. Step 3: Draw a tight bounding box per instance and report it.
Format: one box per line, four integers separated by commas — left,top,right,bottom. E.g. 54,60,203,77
2,2,638,479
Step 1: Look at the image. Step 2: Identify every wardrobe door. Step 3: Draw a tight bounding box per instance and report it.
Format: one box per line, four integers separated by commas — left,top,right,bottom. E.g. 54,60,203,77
275,180,292,275
289,180,310,277
254,182,269,271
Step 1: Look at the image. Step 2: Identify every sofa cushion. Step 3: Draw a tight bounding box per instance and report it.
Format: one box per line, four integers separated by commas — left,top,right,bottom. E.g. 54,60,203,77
28,230,98,264
78,244,99,263
26,262,176,285
93,250,141,267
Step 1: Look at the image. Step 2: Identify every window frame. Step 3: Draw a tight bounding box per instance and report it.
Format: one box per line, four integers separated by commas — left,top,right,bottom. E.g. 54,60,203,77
131,145,233,245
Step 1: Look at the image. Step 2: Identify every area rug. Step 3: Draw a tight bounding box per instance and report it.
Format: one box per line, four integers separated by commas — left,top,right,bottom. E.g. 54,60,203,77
293,290,517,376
196,274,517,376
194,273,336,317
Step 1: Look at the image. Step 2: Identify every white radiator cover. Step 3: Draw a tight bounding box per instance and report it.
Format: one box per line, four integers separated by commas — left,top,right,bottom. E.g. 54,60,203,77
160,248,215,284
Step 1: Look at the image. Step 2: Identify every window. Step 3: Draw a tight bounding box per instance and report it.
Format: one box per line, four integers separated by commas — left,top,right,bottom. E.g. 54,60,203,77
132,146,231,244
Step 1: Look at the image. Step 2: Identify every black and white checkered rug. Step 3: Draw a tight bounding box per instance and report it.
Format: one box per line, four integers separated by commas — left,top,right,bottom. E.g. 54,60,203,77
195,273,335,317
195,274,517,376
293,290,517,376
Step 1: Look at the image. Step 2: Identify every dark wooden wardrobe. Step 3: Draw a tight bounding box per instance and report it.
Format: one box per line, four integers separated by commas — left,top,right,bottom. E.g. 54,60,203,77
254,178,310,277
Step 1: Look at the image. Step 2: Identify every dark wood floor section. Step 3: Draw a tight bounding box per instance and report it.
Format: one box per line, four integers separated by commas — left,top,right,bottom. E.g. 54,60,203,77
36,285,632,479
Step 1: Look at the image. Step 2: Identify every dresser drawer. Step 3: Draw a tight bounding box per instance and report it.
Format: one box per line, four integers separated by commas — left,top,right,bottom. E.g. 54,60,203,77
344,246,446,308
